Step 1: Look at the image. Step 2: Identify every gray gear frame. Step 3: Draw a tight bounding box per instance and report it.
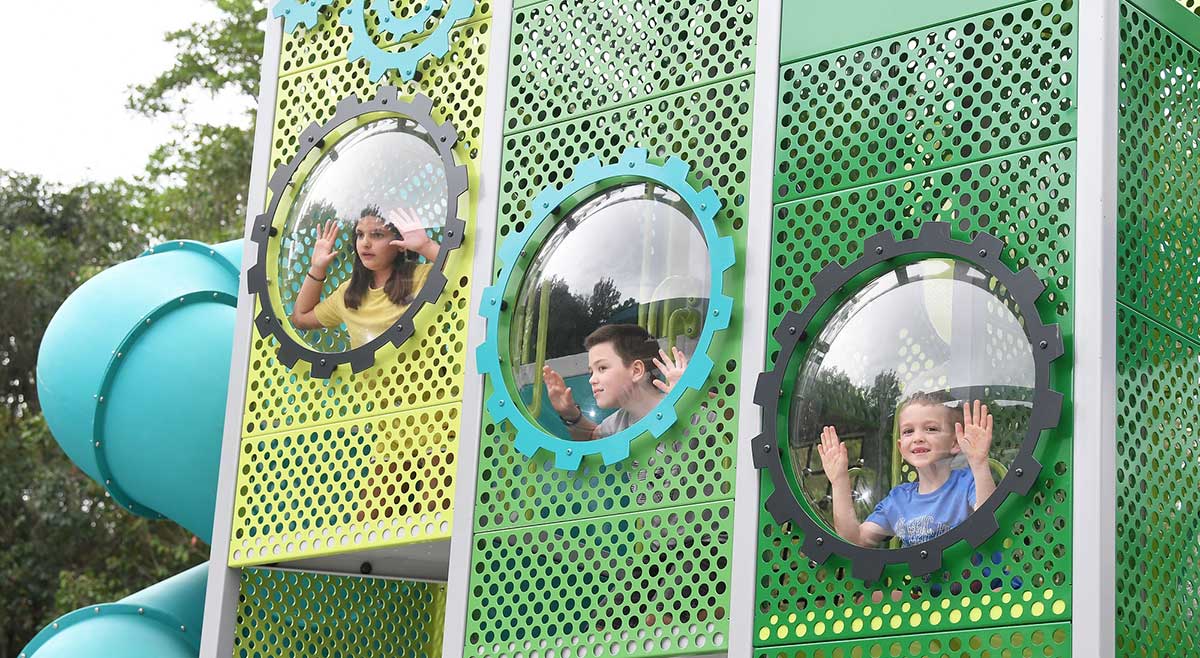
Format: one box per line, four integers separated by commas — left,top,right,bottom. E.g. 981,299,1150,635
751,222,1065,581
245,87,468,378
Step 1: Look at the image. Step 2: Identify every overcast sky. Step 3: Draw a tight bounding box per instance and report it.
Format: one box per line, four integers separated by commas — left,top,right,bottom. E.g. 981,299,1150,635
0,1,259,185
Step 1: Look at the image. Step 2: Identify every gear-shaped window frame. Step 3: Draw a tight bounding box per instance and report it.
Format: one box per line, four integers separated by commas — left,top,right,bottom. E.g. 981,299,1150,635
476,148,735,471
246,87,469,379
751,222,1066,582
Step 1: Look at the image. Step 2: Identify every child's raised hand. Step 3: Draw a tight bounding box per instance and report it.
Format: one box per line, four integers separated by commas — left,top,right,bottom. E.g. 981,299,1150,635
311,220,340,271
386,208,433,254
652,347,688,394
955,399,994,468
542,365,579,417
816,426,850,486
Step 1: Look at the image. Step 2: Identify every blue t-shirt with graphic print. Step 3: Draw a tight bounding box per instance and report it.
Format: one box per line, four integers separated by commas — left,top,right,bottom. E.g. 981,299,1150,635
866,468,977,547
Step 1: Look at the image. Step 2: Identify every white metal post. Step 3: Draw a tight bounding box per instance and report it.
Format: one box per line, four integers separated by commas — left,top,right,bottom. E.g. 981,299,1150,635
726,1,782,656
198,13,283,658
439,1,513,655
1071,0,1119,655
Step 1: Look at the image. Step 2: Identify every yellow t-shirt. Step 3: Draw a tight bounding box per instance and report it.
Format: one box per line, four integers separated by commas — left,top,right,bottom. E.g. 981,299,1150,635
313,263,432,349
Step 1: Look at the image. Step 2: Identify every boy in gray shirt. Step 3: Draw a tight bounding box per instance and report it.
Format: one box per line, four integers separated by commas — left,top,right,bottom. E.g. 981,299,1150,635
543,324,686,441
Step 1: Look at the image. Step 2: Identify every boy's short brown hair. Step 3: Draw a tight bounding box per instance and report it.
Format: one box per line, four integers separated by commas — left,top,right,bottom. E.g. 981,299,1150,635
897,390,965,425
584,324,660,373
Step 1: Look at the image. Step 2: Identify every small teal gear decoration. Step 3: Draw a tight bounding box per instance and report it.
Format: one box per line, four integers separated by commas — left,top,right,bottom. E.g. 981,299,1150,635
271,0,335,32
476,148,736,471
341,0,477,82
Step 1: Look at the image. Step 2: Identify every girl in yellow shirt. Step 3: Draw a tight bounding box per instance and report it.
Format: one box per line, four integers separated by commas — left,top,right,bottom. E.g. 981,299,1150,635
290,207,440,348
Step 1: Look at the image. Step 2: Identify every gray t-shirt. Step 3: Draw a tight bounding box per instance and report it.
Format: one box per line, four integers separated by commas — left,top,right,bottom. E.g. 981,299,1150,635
595,408,635,438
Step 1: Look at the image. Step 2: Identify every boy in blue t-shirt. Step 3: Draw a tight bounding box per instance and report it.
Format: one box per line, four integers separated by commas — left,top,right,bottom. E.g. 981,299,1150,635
816,391,997,548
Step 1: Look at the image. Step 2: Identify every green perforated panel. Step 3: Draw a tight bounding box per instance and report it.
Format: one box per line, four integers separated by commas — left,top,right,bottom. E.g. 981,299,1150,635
774,0,1078,203
754,622,1070,658
1115,310,1200,657
234,567,446,658
758,0,1077,648
468,502,734,656
1116,2,1200,337
466,0,758,656
502,0,758,132
273,19,492,170
1116,3,1200,655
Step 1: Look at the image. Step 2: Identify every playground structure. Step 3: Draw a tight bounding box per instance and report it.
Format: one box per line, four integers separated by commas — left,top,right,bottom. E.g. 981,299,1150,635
22,1,1200,658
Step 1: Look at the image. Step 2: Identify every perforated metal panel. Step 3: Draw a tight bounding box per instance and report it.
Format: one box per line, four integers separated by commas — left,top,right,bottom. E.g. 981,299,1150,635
233,568,446,658
774,0,1078,202
502,0,757,132
230,403,459,564
230,2,491,567
468,502,734,656
1116,2,1200,655
278,0,494,77
753,622,1070,658
465,0,759,656
756,0,1077,649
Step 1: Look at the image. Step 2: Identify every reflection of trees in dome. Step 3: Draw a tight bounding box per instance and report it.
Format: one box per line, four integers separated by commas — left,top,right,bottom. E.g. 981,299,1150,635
790,368,902,521
519,276,638,362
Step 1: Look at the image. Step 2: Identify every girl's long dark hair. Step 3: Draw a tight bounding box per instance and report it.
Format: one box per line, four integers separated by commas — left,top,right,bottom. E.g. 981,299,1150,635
344,206,419,310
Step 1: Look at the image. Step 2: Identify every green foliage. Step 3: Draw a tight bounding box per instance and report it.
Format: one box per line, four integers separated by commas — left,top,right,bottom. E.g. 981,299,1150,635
126,0,266,118
1,0,263,652
0,412,207,657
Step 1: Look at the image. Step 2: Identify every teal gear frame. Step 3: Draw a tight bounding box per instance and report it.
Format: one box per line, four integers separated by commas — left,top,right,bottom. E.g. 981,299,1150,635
270,0,334,32
342,0,477,82
475,148,735,471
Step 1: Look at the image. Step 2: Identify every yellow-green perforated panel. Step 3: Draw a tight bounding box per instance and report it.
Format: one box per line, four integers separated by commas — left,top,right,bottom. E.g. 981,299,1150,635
278,0,494,78
231,4,491,566
230,403,459,564
234,567,446,658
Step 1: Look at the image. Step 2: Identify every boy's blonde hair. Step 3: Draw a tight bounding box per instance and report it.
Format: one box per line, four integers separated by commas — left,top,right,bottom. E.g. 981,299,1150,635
897,390,964,425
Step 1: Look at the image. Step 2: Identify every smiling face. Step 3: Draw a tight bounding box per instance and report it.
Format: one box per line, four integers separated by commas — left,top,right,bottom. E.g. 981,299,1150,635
354,215,400,272
587,341,650,409
896,402,961,468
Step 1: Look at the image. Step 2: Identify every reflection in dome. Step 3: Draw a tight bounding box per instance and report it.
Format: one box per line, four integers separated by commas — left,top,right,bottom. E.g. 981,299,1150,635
275,118,448,353
509,183,711,440
788,259,1035,548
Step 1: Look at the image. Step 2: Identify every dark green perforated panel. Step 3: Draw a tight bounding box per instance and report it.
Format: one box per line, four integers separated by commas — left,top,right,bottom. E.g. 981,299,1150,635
1116,2,1200,336
774,0,1078,203
758,0,1077,648
754,622,1070,658
1115,310,1200,657
466,0,758,656
233,568,446,658
1116,3,1200,656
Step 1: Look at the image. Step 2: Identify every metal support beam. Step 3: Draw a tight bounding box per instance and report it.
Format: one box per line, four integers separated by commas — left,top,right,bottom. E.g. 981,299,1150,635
198,13,283,658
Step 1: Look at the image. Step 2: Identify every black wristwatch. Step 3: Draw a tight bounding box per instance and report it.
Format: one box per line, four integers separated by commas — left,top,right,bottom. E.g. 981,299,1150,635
560,405,583,426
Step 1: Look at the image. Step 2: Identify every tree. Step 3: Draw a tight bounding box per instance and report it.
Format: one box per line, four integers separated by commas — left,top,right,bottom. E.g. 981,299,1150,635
1,0,266,651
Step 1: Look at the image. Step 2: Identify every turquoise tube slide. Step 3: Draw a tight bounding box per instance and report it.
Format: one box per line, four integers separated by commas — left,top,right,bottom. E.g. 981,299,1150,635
23,239,243,658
